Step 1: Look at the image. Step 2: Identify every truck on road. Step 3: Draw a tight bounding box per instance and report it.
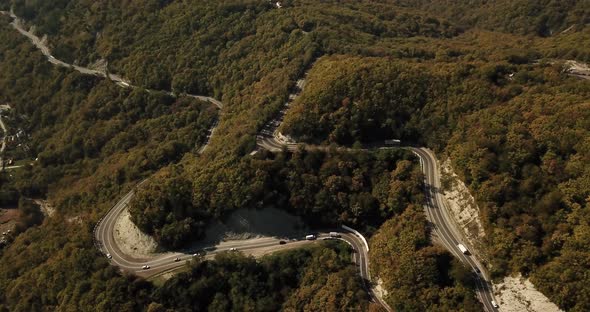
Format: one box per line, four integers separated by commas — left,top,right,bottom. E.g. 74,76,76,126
457,244,469,254
305,234,316,240
329,232,341,238
384,139,401,146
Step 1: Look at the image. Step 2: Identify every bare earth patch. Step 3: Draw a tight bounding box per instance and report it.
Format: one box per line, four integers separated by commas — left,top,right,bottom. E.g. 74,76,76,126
373,278,389,301
113,209,158,258
565,60,590,79
440,157,560,310
494,274,563,312
34,199,55,218
0,208,19,234
440,158,486,251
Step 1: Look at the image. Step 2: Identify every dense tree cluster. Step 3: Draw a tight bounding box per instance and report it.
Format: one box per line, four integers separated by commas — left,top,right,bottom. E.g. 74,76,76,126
129,149,422,248
1,220,368,311
155,241,372,312
0,26,217,214
446,75,590,310
280,56,443,145
370,206,481,311
395,0,590,37
0,25,215,310
13,198,43,234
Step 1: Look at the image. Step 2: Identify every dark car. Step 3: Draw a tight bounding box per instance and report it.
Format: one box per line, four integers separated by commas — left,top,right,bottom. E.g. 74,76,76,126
279,240,287,245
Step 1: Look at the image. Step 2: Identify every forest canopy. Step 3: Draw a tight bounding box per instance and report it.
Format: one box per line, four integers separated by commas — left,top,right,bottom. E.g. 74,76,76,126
1,0,590,311
129,149,423,248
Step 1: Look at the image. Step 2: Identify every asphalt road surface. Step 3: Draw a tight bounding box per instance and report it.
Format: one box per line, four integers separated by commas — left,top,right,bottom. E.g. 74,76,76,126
93,187,378,290
253,57,498,311
410,147,498,312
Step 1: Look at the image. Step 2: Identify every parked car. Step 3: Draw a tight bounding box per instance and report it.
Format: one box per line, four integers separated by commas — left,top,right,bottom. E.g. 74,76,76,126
279,240,287,245
142,265,150,270
174,257,180,262
106,253,112,259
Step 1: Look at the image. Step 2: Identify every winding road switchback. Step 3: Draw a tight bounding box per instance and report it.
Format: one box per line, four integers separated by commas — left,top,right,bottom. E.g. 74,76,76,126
4,8,495,311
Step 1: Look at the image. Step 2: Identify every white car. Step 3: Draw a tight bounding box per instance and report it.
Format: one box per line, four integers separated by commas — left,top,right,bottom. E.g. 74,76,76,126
174,257,180,262
106,253,112,259
142,265,150,270
491,300,499,308
229,248,237,251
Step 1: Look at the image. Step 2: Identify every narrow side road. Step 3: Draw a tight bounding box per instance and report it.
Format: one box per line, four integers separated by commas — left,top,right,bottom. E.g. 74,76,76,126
1,9,223,154
0,10,223,110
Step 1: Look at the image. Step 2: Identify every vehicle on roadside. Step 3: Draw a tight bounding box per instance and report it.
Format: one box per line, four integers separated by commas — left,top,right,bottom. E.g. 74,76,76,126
474,267,481,274
384,139,401,146
305,234,316,240
142,265,150,270
229,247,237,251
174,257,180,262
457,243,469,255
491,301,499,308
279,240,287,245
329,232,341,238
106,253,112,259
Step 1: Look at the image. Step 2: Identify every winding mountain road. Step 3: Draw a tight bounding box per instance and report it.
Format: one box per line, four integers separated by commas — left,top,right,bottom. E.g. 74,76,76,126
253,56,499,310
5,9,496,311
93,181,387,308
411,147,498,312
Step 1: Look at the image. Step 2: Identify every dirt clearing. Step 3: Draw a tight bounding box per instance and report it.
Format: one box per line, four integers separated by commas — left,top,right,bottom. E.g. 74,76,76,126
0,208,19,234
494,274,562,312
113,208,158,258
